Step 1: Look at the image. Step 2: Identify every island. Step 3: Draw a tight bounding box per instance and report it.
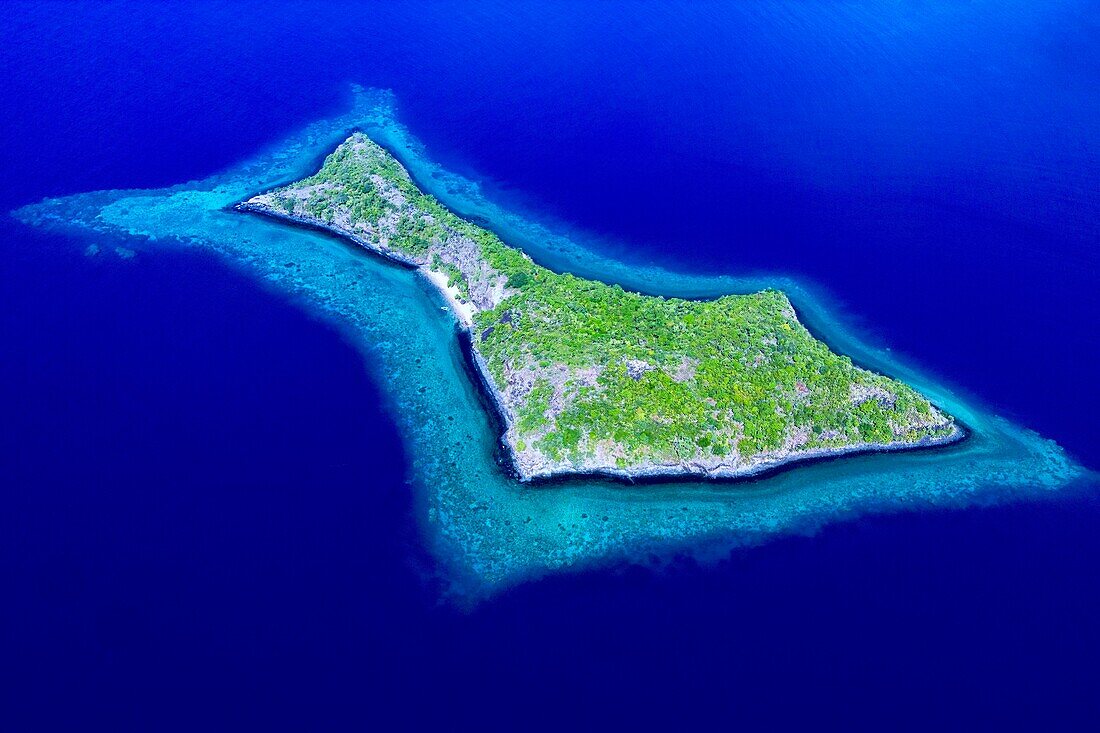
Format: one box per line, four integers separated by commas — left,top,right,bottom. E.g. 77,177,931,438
237,133,960,482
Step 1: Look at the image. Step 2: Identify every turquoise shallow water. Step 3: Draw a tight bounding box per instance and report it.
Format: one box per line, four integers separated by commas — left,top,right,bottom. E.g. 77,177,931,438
15,87,1086,601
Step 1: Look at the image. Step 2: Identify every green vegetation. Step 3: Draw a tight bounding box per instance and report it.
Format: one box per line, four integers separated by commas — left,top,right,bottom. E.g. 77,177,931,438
245,133,956,477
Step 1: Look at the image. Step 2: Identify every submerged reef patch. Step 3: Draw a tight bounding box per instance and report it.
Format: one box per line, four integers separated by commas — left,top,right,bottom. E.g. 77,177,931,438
13,86,1086,601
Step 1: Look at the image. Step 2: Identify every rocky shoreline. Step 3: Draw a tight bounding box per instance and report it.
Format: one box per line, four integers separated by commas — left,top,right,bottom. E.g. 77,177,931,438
232,203,423,268
236,200,966,485
516,422,966,485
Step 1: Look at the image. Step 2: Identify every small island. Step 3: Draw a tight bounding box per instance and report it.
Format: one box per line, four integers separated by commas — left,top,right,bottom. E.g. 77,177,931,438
238,133,959,481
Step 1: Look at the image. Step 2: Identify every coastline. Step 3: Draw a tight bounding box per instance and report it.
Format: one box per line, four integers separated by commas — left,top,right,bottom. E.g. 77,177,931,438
234,202,476,327
234,200,966,485
519,422,966,485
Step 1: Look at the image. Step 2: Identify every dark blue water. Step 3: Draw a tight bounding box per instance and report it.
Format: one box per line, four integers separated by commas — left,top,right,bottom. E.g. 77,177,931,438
2,2,1098,729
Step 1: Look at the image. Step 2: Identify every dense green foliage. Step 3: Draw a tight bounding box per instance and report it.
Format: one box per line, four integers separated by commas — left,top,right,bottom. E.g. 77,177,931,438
252,134,954,471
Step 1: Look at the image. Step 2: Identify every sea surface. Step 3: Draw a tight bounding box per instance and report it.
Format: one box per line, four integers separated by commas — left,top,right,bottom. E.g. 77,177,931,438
2,1,1099,730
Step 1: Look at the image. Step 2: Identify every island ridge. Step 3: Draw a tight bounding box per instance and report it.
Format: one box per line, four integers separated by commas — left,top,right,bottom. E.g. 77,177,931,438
238,133,959,481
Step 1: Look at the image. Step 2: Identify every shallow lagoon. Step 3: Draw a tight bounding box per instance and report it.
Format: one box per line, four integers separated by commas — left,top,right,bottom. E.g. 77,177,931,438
16,87,1085,601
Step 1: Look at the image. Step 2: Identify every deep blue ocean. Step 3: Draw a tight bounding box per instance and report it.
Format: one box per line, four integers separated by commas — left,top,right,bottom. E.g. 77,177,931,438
2,2,1098,729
